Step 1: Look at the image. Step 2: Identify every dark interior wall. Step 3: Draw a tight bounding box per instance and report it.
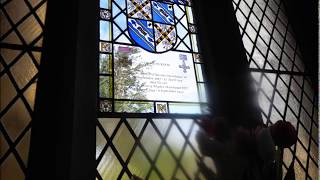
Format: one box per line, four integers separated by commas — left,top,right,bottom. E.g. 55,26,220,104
193,0,263,128
68,0,98,179
27,0,97,179
26,0,78,178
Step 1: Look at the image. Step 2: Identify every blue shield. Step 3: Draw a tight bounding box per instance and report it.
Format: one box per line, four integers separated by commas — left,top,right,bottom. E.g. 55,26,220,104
127,0,181,53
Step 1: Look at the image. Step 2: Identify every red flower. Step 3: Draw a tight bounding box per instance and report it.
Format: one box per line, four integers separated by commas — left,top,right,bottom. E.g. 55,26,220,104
233,127,255,155
198,117,230,141
269,120,297,148
199,117,216,137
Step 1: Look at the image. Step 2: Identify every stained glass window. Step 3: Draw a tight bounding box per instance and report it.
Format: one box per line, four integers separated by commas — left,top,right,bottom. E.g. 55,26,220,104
99,0,208,114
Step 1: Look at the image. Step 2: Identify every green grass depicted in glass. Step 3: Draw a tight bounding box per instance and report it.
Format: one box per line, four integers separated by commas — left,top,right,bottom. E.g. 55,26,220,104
113,46,154,113
99,54,112,74
99,76,112,98
115,101,153,113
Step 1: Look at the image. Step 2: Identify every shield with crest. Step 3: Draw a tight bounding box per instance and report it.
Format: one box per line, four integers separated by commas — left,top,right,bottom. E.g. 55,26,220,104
127,0,180,53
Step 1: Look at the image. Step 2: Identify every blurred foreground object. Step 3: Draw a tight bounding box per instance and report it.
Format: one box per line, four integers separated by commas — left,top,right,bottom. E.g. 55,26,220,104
270,120,298,148
197,117,298,180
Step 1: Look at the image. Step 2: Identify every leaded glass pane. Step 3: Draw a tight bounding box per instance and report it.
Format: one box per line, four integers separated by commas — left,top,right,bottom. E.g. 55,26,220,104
96,118,214,179
0,0,47,178
233,0,318,179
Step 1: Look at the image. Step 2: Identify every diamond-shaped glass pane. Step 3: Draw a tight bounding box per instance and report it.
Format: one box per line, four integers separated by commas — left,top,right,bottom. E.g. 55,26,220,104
96,126,107,159
0,134,9,159
98,118,121,137
16,129,31,165
180,145,199,179
126,118,146,136
113,123,135,160
140,123,162,159
5,0,29,23
17,16,42,44
155,146,177,179
97,148,122,179
128,147,151,179
11,53,37,89
1,154,25,180
166,125,185,157
0,74,17,111
1,99,31,141
152,118,171,136
0,0,47,177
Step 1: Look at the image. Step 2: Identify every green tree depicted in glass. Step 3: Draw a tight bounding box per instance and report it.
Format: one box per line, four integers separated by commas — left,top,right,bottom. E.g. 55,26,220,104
112,47,154,113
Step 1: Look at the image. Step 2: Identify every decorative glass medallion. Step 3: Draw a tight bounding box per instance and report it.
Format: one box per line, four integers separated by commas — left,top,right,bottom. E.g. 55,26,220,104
100,9,112,20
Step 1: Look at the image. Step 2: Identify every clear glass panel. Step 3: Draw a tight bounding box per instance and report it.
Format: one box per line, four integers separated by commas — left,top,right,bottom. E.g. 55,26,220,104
186,6,194,24
18,16,42,45
100,20,111,41
195,63,204,82
169,103,202,114
198,83,208,103
191,34,199,52
97,148,122,179
100,0,110,9
11,54,37,89
128,147,151,179
113,123,135,160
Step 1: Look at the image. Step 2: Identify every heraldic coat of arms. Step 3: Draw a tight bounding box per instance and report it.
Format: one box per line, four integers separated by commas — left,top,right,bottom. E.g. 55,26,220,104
127,0,188,53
